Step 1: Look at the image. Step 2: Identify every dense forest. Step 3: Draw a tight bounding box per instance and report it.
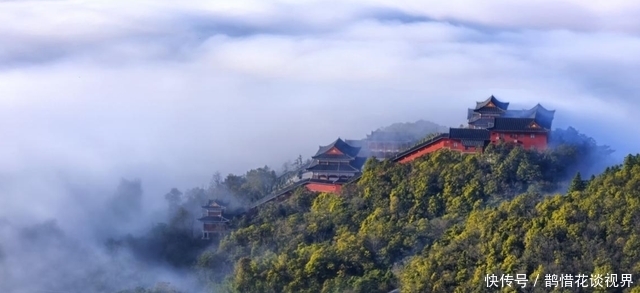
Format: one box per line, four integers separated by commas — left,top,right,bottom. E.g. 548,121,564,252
113,126,640,293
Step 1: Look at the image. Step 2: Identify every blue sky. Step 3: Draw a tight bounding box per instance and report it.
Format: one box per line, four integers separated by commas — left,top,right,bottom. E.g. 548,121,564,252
1,0,640,221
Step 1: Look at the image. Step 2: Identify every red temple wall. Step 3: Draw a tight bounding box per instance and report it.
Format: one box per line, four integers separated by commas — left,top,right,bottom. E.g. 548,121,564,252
305,182,342,193
444,139,482,153
490,132,548,149
397,132,547,164
397,139,448,163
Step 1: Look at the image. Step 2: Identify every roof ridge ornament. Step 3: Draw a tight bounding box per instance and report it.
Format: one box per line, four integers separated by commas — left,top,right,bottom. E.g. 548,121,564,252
475,95,509,111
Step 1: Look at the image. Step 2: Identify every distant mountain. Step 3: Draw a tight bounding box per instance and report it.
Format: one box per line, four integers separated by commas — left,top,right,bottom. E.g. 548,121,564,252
364,120,449,141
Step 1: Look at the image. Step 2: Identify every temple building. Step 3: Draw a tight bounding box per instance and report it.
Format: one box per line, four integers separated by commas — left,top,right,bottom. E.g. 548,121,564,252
394,129,489,163
488,117,549,150
277,96,554,195
303,138,367,193
395,96,554,163
247,95,557,208
467,95,510,128
468,95,555,129
197,200,229,239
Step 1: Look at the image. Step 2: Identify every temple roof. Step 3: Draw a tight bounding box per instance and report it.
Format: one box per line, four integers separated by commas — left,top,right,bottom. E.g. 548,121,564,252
475,95,509,111
529,103,555,115
306,163,360,172
468,117,494,126
477,107,506,115
202,200,225,210
306,156,367,172
489,117,549,132
503,103,555,128
467,108,478,119
312,153,356,160
313,138,361,160
344,139,364,147
461,139,487,147
343,139,372,157
351,156,368,169
197,215,230,223
449,128,491,140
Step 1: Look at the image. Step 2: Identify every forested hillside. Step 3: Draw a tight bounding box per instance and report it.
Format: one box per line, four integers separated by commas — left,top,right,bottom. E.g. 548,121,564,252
183,134,633,293
115,127,634,293
400,154,640,292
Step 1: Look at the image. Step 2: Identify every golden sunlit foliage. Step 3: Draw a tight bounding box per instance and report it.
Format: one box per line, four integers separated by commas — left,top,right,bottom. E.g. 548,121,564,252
197,142,637,293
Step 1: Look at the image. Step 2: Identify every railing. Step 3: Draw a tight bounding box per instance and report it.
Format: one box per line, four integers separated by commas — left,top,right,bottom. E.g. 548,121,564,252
410,132,448,148
250,178,312,209
392,132,449,161
271,161,313,191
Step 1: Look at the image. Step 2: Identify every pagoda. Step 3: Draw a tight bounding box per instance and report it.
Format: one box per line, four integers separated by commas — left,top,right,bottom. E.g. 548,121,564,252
303,138,367,193
501,103,555,129
306,138,366,181
197,200,229,239
467,95,510,128
467,95,555,129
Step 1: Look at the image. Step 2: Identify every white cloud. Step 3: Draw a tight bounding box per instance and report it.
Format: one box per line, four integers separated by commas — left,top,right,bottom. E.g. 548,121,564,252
2,0,640,290
351,0,640,33
0,0,638,239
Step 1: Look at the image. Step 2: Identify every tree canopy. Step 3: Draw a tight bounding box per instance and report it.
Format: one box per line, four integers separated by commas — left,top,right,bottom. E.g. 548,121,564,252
116,127,636,293
186,138,637,293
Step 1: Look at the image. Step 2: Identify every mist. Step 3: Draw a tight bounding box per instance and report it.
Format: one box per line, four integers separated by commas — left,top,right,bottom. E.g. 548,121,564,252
1,0,639,292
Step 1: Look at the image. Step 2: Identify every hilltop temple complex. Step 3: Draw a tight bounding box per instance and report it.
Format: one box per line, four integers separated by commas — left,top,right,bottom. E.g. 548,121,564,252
239,95,556,217
301,96,554,193
203,95,556,237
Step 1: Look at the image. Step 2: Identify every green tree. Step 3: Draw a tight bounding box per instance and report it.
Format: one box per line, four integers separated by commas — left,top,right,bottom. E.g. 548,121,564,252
568,171,585,192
